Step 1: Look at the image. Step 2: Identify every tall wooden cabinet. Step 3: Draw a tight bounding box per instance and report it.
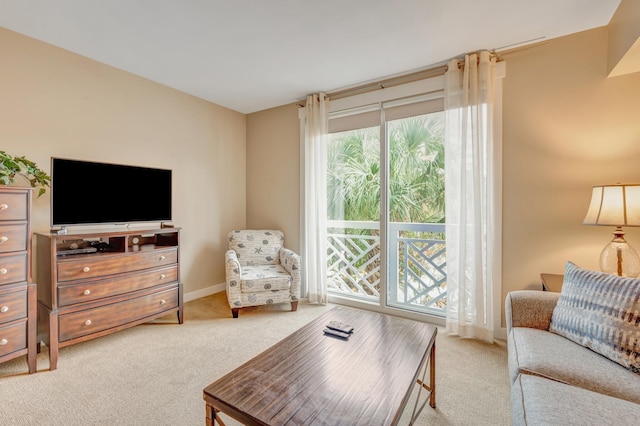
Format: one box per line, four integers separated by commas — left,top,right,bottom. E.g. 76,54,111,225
36,226,183,370
0,187,37,373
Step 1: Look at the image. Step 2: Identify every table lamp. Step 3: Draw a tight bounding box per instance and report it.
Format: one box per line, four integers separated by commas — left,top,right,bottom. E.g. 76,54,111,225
583,183,640,277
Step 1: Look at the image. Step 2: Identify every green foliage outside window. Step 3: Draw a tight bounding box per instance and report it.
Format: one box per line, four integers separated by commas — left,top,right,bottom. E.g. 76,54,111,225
327,113,445,225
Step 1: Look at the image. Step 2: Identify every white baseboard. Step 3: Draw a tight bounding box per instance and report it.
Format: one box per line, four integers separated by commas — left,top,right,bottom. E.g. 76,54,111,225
495,327,508,341
184,283,225,302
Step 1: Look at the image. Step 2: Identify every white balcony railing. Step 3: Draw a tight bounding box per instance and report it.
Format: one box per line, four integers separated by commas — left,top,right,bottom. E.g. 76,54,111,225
327,220,446,317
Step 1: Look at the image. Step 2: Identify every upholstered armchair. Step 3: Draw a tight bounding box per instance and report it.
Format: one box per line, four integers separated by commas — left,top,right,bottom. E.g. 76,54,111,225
225,230,300,318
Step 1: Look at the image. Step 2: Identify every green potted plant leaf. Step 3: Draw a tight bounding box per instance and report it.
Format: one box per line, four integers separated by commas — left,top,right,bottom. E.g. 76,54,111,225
0,150,51,197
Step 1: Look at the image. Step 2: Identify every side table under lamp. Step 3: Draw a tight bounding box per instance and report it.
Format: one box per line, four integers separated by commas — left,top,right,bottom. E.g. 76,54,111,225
540,273,564,292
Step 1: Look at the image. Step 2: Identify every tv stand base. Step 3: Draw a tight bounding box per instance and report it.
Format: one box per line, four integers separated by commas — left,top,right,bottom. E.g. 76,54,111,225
35,226,183,370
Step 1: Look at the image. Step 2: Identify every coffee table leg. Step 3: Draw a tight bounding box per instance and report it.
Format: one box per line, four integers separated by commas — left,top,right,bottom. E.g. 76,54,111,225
429,342,436,408
206,403,214,426
206,404,227,426
409,340,436,423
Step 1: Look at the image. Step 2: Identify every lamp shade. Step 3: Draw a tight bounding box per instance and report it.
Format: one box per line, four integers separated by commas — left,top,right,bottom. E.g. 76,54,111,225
583,184,640,227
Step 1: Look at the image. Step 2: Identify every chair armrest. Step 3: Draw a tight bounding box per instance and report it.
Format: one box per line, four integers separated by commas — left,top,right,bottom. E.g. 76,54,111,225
505,290,560,334
225,250,242,308
280,248,301,300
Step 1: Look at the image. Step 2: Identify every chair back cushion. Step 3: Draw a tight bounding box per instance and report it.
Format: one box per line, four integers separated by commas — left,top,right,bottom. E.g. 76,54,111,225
228,230,284,266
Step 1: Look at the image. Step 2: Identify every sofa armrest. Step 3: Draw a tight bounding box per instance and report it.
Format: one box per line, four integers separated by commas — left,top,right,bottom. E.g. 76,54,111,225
225,249,242,307
505,290,560,334
280,248,301,300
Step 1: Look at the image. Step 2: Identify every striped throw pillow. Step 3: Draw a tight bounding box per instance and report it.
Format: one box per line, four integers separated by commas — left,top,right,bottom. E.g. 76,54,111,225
549,262,640,374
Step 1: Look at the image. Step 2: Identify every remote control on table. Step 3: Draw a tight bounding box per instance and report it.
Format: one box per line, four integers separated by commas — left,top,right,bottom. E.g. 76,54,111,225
326,321,354,334
323,327,351,339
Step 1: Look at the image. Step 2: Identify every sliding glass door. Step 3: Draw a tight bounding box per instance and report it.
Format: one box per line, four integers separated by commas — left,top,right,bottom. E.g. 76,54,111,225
325,97,447,317
327,124,381,303
385,111,446,316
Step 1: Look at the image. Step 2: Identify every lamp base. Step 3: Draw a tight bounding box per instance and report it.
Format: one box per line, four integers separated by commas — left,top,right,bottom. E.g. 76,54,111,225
599,227,640,278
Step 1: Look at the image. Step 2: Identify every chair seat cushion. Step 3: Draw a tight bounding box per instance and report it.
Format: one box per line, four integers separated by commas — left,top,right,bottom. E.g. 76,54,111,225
241,265,292,292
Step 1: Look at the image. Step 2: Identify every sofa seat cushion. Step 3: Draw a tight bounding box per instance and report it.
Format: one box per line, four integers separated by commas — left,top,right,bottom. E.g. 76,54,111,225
508,327,640,404
241,265,292,292
511,374,640,426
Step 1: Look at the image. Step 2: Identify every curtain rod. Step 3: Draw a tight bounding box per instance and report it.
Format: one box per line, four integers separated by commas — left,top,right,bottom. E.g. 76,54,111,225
327,65,447,101
317,51,502,102
301,43,529,107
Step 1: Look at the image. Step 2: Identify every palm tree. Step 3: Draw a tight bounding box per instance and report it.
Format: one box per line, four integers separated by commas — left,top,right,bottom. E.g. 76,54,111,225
388,114,445,223
328,113,445,224
328,127,380,222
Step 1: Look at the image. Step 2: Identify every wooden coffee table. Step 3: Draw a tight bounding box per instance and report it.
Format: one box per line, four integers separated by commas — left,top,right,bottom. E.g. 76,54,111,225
203,305,437,425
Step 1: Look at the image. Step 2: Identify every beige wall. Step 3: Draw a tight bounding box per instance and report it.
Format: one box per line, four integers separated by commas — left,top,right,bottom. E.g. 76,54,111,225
501,26,640,301
0,28,247,296
246,26,640,326
246,103,301,253
608,0,640,76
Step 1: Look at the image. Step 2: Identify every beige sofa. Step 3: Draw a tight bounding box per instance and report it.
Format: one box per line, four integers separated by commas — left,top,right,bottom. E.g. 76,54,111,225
506,286,640,425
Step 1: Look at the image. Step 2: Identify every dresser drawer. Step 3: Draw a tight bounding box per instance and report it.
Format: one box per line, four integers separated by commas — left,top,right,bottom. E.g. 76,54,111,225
58,286,179,342
0,288,27,324
0,320,27,357
57,248,178,282
0,253,28,286
0,224,28,253
58,265,179,306
0,192,28,221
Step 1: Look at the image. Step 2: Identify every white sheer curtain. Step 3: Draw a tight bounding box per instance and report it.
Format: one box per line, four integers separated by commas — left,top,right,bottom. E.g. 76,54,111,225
303,93,329,304
444,51,502,343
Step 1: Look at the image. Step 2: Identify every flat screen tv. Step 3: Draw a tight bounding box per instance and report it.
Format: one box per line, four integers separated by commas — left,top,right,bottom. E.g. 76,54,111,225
51,157,172,227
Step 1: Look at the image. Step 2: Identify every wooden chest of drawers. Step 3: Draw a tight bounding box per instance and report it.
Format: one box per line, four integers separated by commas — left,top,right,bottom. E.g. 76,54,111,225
0,187,36,374
36,227,183,371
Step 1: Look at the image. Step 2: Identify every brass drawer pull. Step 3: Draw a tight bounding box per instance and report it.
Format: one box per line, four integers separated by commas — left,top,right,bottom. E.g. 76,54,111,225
82,267,90,273
160,274,166,280
0,338,8,346
0,203,8,210
159,255,166,261
84,320,92,326
160,299,166,305
0,236,8,243
0,306,8,313
83,289,91,296
0,268,7,275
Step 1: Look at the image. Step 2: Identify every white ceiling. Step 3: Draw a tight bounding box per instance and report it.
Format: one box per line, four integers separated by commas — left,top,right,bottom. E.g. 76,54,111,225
0,0,622,114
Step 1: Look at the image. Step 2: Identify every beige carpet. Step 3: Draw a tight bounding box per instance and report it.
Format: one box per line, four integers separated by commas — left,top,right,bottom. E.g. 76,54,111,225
0,292,510,425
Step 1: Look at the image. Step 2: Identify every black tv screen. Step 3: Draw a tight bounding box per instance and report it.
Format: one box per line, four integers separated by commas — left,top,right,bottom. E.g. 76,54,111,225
51,158,172,227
